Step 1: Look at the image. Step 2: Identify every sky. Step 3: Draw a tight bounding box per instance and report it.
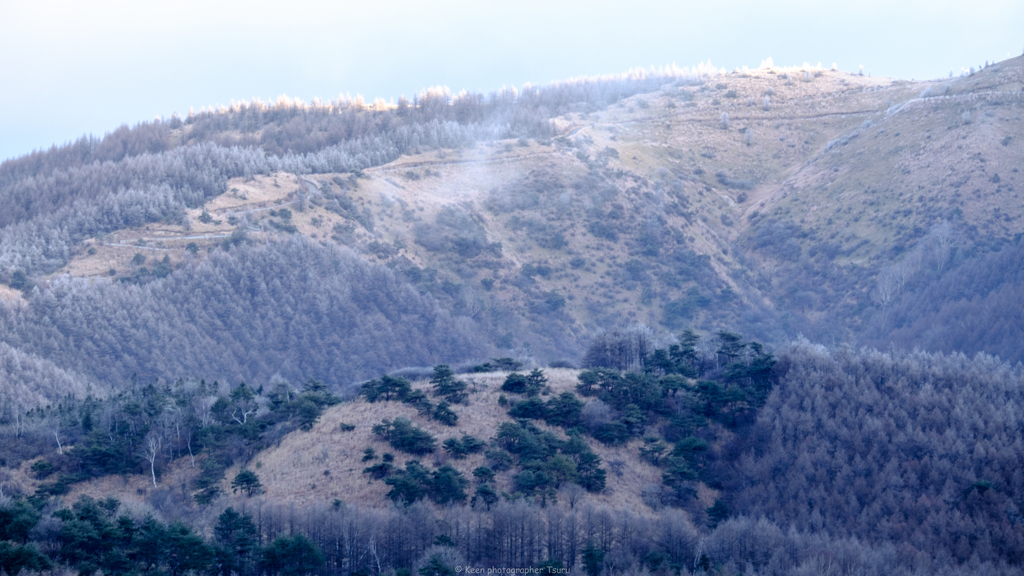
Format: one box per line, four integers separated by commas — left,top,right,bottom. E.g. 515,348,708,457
1,0,1022,162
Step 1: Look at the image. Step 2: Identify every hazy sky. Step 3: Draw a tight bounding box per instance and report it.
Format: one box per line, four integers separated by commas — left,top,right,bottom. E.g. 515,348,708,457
2,0,1021,162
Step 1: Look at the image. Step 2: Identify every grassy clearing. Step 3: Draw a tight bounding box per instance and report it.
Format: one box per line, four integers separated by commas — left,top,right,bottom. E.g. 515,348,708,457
239,369,663,513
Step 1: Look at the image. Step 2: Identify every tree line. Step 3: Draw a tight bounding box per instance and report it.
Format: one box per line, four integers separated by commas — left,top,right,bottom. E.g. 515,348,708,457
4,476,1018,575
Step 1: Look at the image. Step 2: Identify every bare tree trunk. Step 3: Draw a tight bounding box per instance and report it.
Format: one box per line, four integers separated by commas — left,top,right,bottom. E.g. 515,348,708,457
369,537,382,576
147,435,162,487
694,536,705,572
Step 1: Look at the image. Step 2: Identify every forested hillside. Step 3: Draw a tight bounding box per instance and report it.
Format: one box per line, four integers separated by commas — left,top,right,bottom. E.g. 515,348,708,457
3,335,1024,575
2,58,1021,400
731,342,1024,567
3,58,1024,400
2,56,1024,575
0,65,726,402
862,235,1024,359
0,238,491,408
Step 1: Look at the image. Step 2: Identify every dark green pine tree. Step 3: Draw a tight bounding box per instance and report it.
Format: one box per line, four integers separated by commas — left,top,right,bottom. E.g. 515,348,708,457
260,534,325,576
214,507,260,576
430,364,467,403
231,469,264,497
429,465,468,505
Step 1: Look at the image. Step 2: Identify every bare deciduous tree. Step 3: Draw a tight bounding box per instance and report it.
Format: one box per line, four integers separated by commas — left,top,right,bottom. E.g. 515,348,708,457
145,433,162,487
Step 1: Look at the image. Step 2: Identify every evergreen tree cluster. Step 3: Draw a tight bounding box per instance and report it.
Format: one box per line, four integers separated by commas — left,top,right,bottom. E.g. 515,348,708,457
572,331,777,508
494,421,607,498
361,365,469,426
0,497,324,576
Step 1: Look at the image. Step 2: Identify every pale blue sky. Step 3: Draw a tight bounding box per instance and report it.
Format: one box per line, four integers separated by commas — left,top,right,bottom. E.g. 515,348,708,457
1,0,1021,162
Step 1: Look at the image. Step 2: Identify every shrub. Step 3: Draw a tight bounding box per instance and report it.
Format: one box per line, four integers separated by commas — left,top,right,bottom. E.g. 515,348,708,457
428,465,468,504
576,450,607,492
373,418,436,455
501,373,530,394
545,392,584,428
538,231,567,250
587,220,619,241
384,461,430,504
358,375,409,401
432,402,459,426
31,460,55,479
364,453,395,479
474,484,499,509
231,470,264,497
593,421,630,445
269,220,298,234
715,172,755,190
261,534,325,576
431,365,467,403
508,397,547,420
472,466,495,483
485,449,514,471
475,357,524,372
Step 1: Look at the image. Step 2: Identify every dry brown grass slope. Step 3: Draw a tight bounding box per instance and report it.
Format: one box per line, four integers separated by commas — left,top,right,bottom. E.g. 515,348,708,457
754,56,1024,263
45,57,1024,343
229,369,666,513
49,65,900,298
